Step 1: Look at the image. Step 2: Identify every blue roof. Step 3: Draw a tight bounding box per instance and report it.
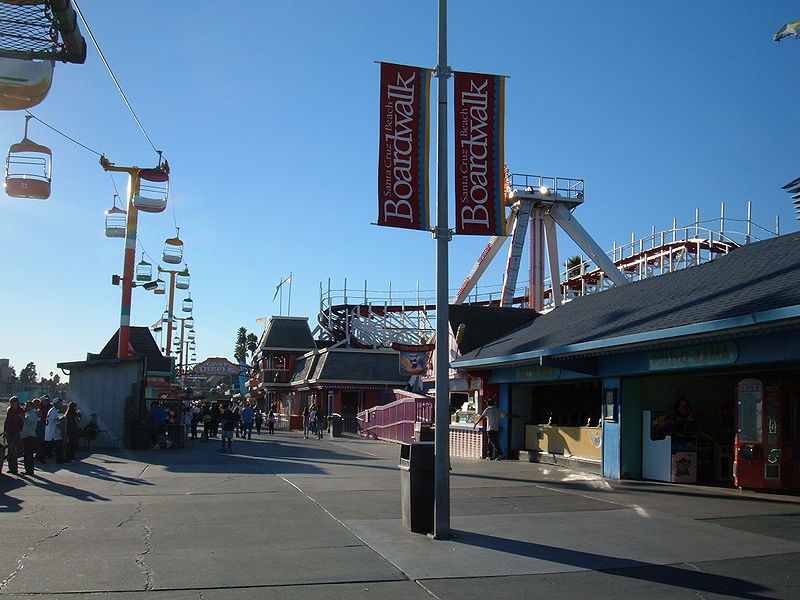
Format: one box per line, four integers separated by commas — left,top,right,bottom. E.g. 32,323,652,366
455,233,800,368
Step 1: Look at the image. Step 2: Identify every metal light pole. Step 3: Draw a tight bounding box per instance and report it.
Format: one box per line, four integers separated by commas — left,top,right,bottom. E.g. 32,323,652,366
159,266,186,357
100,157,142,359
433,0,451,539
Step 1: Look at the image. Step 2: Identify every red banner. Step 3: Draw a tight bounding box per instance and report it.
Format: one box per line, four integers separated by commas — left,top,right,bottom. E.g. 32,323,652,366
454,72,505,236
378,63,431,230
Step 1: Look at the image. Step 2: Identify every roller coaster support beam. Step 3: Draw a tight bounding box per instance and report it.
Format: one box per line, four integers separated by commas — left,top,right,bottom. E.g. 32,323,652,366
549,202,629,287
454,210,515,304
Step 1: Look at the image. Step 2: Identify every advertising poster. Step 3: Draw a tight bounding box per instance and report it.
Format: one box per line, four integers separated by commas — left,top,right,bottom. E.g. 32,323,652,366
454,71,505,236
378,62,432,231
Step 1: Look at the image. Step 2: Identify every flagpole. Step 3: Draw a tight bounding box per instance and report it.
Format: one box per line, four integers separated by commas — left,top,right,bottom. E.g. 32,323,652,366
433,0,451,539
288,271,293,316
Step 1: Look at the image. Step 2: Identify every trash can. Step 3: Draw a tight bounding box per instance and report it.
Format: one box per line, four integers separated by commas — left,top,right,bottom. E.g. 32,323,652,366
329,413,344,437
399,442,435,534
414,421,434,442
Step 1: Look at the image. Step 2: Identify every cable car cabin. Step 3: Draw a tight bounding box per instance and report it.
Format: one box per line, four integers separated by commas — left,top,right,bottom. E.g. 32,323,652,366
182,296,193,313
154,279,166,295
0,57,54,111
162,236,183,264
136,257,152,282
104,205,126,238
5,136,52,199
132,167,169,213
175,267,190,290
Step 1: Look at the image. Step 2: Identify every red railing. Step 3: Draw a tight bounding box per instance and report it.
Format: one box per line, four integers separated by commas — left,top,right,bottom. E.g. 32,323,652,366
357,390,434,444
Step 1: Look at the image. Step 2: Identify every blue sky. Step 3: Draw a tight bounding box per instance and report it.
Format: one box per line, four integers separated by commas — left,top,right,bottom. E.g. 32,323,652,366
1,1,798,379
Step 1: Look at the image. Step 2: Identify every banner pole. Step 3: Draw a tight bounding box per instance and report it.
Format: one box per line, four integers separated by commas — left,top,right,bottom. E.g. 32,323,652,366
433,0,451,539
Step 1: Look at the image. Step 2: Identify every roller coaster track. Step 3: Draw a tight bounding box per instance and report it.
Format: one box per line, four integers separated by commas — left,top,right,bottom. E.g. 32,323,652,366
317,212,778,348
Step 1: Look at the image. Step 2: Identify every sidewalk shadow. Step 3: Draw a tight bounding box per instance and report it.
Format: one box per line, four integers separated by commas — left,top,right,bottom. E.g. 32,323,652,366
453,530,774,600
0,475,26,512
21,473,110,503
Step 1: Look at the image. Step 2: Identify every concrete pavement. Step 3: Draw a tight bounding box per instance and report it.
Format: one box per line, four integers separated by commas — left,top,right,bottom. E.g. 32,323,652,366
1,428,799,599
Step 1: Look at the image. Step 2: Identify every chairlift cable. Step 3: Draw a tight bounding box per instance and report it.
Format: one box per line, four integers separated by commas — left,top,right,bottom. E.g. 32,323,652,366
73,1,161,158
107,171,121,198
23,110,102,156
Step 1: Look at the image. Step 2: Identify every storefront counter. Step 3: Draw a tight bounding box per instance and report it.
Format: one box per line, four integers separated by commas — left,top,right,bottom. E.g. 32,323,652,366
525,424,602,461
450,423,487,459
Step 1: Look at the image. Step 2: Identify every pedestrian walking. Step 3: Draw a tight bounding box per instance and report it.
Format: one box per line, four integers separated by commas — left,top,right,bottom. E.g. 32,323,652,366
302,404,311,439
63,401,81,463
149,401,168,449
36,395,49,463
254,410,263,435
267,408,276,435
201,405,212,442
219,403,235,453
20,398,39,475
315,407,326,440
45,398,65,464
307,405,317,439
190,404,200,440
473,398,509,460
240,403,254,439
3,396,25,475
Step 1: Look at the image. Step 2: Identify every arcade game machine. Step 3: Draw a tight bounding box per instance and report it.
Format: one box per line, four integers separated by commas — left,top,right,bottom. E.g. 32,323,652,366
735,378,800,490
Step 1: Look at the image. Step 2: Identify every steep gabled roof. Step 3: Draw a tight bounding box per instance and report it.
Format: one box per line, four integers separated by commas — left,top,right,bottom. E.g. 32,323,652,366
258,316,316,352
456,233,800,367
95,327,172,373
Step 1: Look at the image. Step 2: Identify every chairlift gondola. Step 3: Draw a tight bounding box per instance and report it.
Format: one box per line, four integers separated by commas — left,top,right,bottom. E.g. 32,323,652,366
0,57,54,111
182,295,193,313
153,278,166,295
136,255,152,282
175,265,190,290
132,165,169,213
5,114,51,199
163,229,183,264
104,194,126,237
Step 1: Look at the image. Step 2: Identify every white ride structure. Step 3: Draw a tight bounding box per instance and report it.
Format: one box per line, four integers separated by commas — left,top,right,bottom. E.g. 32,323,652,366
317,172,780,348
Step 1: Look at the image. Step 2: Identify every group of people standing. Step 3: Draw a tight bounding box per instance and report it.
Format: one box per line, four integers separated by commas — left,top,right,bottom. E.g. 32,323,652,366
186,400,277,443
2,395,98,476
302,403,326,440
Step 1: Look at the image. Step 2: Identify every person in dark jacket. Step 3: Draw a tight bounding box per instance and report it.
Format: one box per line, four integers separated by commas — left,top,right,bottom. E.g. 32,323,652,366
3,396,25,474
63,402,81,463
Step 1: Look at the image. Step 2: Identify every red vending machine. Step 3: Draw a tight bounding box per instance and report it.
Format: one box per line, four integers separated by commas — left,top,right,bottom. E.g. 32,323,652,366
734,378,800,490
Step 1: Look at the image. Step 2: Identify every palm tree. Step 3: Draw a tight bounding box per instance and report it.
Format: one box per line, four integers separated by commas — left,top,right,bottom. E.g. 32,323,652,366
234,327,247,363
566,255,584,279
246,333,258,359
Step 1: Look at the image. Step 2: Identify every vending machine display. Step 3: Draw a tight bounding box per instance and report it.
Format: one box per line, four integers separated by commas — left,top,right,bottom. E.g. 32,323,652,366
734,378,800,490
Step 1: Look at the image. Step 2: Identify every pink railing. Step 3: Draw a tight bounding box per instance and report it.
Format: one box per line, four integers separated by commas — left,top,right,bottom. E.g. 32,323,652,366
357,390,434,444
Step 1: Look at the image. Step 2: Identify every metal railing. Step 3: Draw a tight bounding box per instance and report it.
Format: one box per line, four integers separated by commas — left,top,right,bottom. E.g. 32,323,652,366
356,392,434,444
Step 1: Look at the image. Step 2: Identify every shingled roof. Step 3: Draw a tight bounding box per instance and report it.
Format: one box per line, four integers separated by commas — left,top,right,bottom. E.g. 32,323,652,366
448,304,537,355
291,348,407,386
258,316,316,351
95,327,172,373
455,233,800,367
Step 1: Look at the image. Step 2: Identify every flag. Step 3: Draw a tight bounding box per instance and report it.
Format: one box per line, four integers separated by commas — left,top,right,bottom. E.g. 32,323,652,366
149,318,163,332
256,316,267,323
272,275,292,301
454,71,506,236
377,62,432,230
774,20,800,41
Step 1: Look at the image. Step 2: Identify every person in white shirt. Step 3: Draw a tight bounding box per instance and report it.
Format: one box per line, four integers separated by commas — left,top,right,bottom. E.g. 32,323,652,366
474,398,508,460
44,398,65,463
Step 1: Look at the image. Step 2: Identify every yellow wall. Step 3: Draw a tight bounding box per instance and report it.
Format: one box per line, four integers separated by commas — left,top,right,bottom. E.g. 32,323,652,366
525,424,602,460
